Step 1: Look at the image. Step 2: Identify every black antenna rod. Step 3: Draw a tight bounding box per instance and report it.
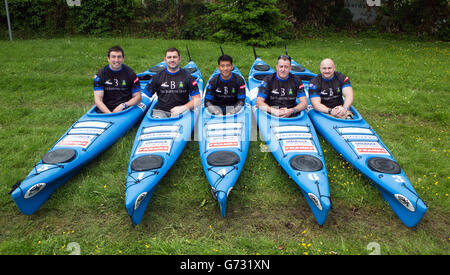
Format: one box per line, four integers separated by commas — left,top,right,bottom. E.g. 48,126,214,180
252,46,258,59
186,46,192,62
220,45,224,55
285,44,288,56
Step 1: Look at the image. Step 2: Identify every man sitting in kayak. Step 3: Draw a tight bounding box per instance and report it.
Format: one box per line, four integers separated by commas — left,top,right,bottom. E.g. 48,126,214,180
93,45,142,113
144,47,201,118
256,55,308,117
204,54,247,115
309,58,354,119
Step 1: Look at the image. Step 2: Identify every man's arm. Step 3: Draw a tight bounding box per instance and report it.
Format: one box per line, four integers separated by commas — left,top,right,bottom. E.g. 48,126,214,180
94,90,111,114
256,96,281,116
342,86,353,110
111,92,142,113
280,96,308,118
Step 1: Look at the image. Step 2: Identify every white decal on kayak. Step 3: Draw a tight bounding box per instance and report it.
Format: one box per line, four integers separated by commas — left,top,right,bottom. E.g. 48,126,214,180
36,164,53,173
55,135,95,148
351,141,390,156
73,121,109,129
206,123,242,131
207,136,240,150
142,125,179,133
68,128,105,135
275,132,312,140
207,129,241,137
341,134,378,141
136,140,171,154
24,183,46,199
273,126,309,133
394,194,415,212
338,127,373,135
308,193,322,211
308,173,319,181
139,132,178,140
282,139,317,154
134,192,148,210
392,175,405,183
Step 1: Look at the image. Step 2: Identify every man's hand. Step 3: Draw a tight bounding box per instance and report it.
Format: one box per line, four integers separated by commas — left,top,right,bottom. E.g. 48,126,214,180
331,105,347,118
112,104,125,113
170,105,188,117
279,107,294,118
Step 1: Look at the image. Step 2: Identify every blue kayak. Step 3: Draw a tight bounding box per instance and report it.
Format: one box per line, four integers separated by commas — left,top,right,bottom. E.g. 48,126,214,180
308,106,427,227
137,61,167,91
10,93,152,215
198,65,252,217
248,56,331,225
289,59,317,93
125,60,203,225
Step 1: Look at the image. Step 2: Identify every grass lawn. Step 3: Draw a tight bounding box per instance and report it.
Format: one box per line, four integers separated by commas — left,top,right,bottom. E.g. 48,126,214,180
0,36,448,256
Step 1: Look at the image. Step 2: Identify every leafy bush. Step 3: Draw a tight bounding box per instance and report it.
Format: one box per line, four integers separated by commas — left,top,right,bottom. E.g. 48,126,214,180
205,0,292,47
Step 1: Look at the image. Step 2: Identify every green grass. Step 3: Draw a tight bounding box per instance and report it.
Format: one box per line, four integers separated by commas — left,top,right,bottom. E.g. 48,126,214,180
0,37,448,255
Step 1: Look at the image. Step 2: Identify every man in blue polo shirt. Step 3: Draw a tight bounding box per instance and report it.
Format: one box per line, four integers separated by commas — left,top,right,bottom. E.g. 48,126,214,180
256,55,307,117
93,45,141,113
144,47,200,118
309,58,354,119
204,54,247,116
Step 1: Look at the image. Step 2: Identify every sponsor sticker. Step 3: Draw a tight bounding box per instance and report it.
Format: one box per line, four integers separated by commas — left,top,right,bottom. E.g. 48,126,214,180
351,141,390,155
68,128,105,135
282,139,317,153
139,132,178,140
207,129,241,137
275,132,312,140
73,121,109,129
136,140,172,154
207,136,240,150
273,126,309,133
342,134,378,141
142,125,179,133
55,135,95,148
206,123,242,131
338,127,373,135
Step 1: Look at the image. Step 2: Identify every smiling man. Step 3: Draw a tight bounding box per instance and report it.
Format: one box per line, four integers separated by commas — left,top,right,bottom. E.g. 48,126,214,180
309,58,354,119
93,45,141,113
144,47,200,118
204,54,247,116
256,55,307,117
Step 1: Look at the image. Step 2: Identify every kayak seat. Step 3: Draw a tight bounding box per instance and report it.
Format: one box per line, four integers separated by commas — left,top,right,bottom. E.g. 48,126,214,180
138,75,152,81
254,64,270,71
367,157,401,174
42,149,76,164
290,155,323,172
291,65,306,72
131,155,163,171
184,67,197,74
254,74,268,81
148,66,165,73
207,151,240,167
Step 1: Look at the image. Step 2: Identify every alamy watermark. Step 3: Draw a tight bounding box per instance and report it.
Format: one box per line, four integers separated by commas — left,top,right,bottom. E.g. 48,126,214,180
366,0,381,6
66,0,81,7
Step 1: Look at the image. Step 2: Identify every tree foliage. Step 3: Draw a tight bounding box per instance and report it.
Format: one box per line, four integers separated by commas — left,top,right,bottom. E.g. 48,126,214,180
205,0,292,47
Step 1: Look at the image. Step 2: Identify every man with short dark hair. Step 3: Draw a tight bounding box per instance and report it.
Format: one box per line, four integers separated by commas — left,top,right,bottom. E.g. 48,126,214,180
93,45,141,113
256,55,307,117
144,47,200,118
204,54,247,115
309,58,354,119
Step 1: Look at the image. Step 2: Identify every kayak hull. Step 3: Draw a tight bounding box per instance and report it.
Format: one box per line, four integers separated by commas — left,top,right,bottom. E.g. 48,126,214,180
11,95,152,215
198,66,251,217
307,107,427,227
125,61,203,225
248,57,330,225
